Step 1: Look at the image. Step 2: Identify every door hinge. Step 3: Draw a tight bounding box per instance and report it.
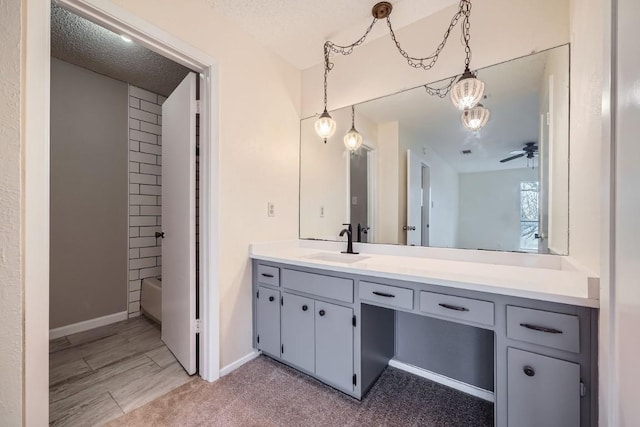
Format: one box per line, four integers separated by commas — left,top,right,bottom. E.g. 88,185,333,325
580,381,587,397
257,335,260,344
352,315,357,327
195,100,201,114
194,318,201,334
281,344,284,354
352,374,357,386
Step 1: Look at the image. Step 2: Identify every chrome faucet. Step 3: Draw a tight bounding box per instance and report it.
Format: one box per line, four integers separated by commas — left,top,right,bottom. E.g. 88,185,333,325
339,223,358,254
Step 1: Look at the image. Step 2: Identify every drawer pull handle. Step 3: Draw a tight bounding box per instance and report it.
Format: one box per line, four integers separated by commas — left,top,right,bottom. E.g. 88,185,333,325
523,366,535,377
372,291,395,298
302,305,308,311
268,296,274,302
439,303,469,312
520,323,563,334
261,273,275,278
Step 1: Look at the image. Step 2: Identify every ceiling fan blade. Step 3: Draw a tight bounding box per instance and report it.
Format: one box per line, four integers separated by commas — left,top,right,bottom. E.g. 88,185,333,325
509,150,526,155
500,153,526,163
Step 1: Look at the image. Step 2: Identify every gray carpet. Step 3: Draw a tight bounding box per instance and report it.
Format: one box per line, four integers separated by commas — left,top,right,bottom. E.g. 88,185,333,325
108,355,493,426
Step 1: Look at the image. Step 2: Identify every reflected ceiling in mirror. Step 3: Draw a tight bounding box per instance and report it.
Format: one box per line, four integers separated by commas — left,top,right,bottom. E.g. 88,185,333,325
300,45,569,255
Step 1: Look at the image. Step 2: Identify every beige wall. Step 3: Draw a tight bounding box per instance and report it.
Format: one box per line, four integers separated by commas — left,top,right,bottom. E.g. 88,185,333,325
0,0,24,424
50,59,129,329
110,0,301,367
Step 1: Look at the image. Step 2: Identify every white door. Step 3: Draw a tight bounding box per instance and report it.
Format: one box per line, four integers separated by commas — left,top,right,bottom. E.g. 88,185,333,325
406,149,424,246
421,164,431,246
161,72,197,375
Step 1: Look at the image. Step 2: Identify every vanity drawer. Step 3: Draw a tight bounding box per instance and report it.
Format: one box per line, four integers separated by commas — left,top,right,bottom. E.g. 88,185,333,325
506,306,579,353
359,281,413,310
419,292,494,326
281,269,353,303
257,265,280,287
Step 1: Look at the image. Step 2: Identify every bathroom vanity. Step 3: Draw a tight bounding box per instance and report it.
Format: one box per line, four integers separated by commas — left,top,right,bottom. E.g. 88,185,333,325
251,241,598,427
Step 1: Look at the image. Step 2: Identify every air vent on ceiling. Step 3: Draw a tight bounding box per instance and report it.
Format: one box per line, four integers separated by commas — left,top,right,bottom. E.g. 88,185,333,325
461,149,472,155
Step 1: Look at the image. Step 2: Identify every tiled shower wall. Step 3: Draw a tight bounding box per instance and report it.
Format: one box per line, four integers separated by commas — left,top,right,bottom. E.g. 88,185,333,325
127,86,165,317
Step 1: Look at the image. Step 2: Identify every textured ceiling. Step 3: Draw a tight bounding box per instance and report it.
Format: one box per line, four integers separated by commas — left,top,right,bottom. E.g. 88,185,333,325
206,0,460,70
51,4,192,97
343,47,567,173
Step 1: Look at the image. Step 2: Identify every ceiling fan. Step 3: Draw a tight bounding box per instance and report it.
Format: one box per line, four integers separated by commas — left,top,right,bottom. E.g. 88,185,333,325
500,142,538,163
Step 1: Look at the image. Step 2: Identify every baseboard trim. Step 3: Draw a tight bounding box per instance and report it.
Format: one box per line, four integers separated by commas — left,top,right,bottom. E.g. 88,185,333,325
49,311,129,340
389,359,495,403
220,350,260,377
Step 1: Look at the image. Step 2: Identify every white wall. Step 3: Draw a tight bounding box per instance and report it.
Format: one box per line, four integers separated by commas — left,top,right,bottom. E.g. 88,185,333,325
301,0,570,117
399,127,459,248
105,0,301,368
458,168,538,252
0,0,24,424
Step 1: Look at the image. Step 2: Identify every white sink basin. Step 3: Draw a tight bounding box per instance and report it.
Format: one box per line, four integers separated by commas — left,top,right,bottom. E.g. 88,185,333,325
303,252,370,264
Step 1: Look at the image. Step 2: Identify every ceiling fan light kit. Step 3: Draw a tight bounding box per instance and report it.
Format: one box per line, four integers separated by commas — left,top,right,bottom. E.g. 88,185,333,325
314,0,486,143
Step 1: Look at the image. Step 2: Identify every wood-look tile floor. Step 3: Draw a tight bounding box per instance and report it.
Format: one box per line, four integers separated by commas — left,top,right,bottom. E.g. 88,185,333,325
49,316,193,426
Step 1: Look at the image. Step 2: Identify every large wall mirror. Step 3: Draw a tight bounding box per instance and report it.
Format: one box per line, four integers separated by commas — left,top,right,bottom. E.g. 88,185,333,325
300,45,569,255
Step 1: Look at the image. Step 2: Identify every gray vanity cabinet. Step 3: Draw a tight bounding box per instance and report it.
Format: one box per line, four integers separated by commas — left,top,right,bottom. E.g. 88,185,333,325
507,347,581,427
315,301,354,392
256,286,281,358
281,292,315,373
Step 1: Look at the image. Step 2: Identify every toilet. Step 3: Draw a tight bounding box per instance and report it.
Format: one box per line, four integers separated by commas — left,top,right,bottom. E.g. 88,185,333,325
141,277,162,323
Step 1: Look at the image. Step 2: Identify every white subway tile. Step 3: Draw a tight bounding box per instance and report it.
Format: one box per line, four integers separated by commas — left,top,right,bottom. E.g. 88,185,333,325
128,311,141,318
139,226,161,237
129,184,140,194
140,100,162,115
156,256,162,266
129,279,141,292
156,156,162,166
129,195,157,206
130,173,156,185
130,216,157,226
140,185,161,196
129,118,140,130
129,248,140,259
129,129,157,144
128,301,141,313
140,246,161,257
129,107,157,124
129,227,140,237
130,237,157,248
157,116,162,126
128,290,141,303
140,121,162,135
130,151,156,165
130,257,156,270
130,86,157,103
139,142,161,155
129,140,140,152
140,266,161,279
156,176,162,185
129,270,140,280
129,162,140,173
129,96,141,108
158,95,167,105
140,205,161,216
140,164,161,176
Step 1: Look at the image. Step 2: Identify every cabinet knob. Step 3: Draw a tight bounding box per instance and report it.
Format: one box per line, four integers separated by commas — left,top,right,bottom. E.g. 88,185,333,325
523,366,535,377
319,309,326,317
268,296,274,302
302,305,308,311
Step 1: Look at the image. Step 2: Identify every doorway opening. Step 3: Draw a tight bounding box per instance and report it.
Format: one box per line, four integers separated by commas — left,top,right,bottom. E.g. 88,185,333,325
46,1,219,423
421,164,431,246
348,145,376,243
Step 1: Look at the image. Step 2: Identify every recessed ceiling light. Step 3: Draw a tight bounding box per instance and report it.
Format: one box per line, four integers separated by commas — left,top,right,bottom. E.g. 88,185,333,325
120,35,132,43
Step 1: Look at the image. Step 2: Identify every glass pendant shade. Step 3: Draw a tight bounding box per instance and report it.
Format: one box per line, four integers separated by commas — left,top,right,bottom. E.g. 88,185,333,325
461,104,490,131
315,109,337,141
343,127,364,152
450,69,485,110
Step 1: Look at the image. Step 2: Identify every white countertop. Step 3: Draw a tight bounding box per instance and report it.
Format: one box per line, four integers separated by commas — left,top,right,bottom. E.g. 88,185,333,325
249,240,600,308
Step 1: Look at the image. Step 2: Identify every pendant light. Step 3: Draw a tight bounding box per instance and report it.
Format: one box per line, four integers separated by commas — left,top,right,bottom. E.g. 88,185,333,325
461,104,490,131
315,1,485,140
344,106,364,152
450,68,485,110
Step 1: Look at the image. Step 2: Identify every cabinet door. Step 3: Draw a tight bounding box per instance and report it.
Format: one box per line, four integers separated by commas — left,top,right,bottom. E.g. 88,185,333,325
256,286,281,358
281,293,315,373
507,347,580,427
315,301,354,392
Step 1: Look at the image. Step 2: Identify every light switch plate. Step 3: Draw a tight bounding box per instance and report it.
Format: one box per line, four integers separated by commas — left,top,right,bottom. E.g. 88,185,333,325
320,206,325,217
267,202,275,217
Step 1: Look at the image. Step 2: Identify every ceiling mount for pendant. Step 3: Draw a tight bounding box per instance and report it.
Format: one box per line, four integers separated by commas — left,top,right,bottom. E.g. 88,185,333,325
372,2,393,19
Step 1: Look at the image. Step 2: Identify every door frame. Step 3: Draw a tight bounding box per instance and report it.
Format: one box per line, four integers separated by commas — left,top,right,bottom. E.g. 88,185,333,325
24,0,221,421
406,149,431,246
